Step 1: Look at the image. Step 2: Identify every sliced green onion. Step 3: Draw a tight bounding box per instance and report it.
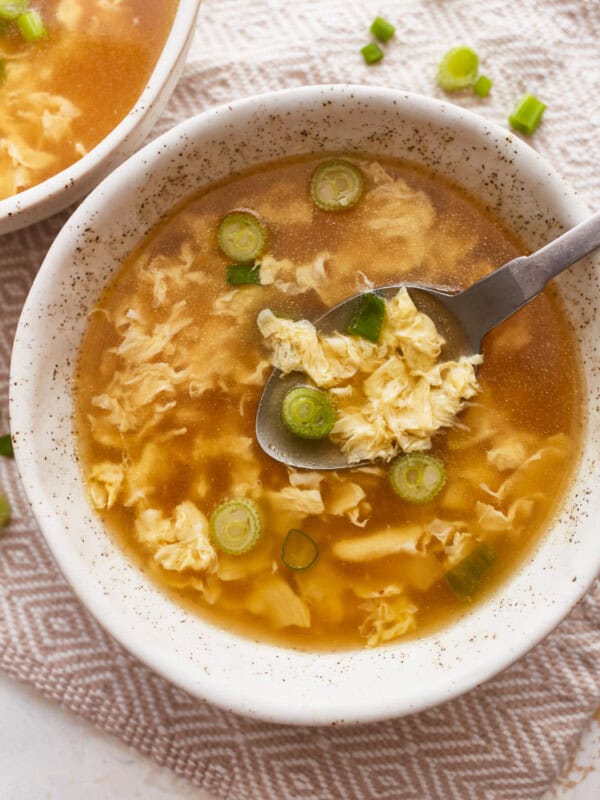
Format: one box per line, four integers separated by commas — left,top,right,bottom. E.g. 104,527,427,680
473,74,492,98
282,528,319,571
0,493,11,528
310,159,364,212
370,16,395,43
226,263,261,285
0,434,13,457
217,211,267,264
281,386,336,439
17,9,46,42
446,543,496,601
209,498,261,555
0,0,28,21
345,292,385,343
390,454,446,503
436,46,479,90
361,42,384,65
509,94,546,136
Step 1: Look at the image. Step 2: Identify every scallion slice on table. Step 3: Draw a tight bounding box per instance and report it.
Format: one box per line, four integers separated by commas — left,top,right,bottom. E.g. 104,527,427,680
209,498,261,555
389,454,446,503
0,434,13,457
446,542,496,600
370,16,395,43
310,159,364,211
17,9,46,41
345,292,386,343
282,528,319,571
360,42,384,65
509,94,546,135
473,74,493,98
226,263,261,285
0,492,11,528
0,0,28,21
217,211,267,264
436,46,479,90
282,387,336,439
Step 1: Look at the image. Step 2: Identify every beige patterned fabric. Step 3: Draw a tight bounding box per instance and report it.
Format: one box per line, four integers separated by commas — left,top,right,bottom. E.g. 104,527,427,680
1,0,599,797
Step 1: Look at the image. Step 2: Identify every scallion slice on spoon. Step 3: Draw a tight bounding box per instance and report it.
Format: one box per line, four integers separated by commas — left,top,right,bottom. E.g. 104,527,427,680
345,292,386,342
282,387,336,440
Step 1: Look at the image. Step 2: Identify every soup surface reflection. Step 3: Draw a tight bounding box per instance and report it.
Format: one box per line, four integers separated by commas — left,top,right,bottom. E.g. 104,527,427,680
0,0,177,199
75,155,583,650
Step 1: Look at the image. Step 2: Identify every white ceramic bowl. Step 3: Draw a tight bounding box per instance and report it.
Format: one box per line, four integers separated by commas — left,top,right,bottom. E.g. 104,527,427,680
0,0,202,235
10,85,600,725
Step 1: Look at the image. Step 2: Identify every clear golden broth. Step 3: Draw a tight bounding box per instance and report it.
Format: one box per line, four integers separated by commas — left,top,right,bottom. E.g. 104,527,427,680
75,154,583,651
0,0,177,199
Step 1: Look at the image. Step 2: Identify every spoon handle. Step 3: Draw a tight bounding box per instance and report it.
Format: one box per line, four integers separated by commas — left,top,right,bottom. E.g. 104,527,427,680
515,210,600,298
449,211,600,346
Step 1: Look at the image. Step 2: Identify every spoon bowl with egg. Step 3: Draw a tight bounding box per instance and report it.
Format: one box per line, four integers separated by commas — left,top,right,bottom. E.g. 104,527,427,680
256,211,600,470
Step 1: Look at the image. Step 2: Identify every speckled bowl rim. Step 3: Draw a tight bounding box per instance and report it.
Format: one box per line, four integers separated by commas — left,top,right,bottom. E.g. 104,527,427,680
0,0,202,234
10,85,600,726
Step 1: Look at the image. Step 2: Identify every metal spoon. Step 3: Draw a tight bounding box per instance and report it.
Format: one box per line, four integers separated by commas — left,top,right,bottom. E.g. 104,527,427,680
256,212,600,470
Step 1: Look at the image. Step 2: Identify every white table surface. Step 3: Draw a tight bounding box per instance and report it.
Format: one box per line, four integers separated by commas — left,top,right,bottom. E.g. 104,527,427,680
0,672,598,799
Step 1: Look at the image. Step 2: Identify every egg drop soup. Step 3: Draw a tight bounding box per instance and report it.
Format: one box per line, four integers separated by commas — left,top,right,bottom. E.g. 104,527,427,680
75,155,583,651
0,0,177,199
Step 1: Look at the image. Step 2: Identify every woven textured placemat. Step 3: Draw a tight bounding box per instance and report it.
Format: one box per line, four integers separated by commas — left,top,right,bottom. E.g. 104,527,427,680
1,1,599,798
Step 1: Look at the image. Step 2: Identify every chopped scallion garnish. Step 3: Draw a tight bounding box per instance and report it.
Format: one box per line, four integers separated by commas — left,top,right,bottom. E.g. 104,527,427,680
345,292,385,343
17,9,46,42
0,492,11,528
282,529,319,571
446,543,496,600
0,0,28,21
361,42,384,65
509,94,546,135
0,434,13,457
217,211,267,264
389,454,446,504
310,159,364,212
281,387,336,439
436,46,479,90
209,498,261,555
473,74,492,98
370,16,395,43
226,264,261,285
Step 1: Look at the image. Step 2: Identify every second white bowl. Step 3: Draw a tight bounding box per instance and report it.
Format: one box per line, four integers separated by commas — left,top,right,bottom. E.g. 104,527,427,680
0,0,202,235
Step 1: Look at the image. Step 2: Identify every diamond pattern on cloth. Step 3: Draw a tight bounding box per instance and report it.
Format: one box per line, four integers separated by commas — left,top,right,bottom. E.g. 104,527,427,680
1,1,599,798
